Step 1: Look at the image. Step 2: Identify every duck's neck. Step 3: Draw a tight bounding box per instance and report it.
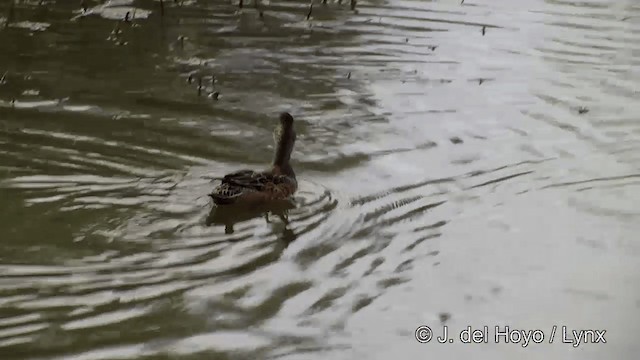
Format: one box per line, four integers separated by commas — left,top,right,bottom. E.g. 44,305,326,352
272,127,295,177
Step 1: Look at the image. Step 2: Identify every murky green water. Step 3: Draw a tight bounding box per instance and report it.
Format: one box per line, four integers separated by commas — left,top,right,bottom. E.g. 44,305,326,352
1,0,639,359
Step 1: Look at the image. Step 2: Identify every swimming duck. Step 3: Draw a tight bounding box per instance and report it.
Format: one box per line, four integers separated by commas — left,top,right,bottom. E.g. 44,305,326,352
209,112,297,205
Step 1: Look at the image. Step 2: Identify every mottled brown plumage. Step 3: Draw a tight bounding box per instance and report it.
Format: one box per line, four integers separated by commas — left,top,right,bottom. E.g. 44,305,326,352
209,112,297,205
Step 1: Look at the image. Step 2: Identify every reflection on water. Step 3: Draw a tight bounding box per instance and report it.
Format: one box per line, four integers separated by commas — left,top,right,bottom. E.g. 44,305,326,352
1,0,639,359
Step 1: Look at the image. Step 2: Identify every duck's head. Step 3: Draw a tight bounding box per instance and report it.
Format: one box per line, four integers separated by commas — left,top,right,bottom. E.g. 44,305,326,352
279,112,294,128
273,112,295,143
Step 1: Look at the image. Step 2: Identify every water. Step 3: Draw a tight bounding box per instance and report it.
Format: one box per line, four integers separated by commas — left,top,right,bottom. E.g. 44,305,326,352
0,0,639,359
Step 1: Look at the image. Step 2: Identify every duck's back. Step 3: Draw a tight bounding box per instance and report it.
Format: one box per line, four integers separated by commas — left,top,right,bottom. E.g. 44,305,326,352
209,169,296,205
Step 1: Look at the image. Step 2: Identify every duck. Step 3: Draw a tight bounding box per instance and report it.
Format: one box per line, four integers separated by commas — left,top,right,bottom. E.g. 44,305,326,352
209,112,298,206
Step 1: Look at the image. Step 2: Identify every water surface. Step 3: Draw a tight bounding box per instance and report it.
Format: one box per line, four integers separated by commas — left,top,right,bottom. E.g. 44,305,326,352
1,0,639,359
